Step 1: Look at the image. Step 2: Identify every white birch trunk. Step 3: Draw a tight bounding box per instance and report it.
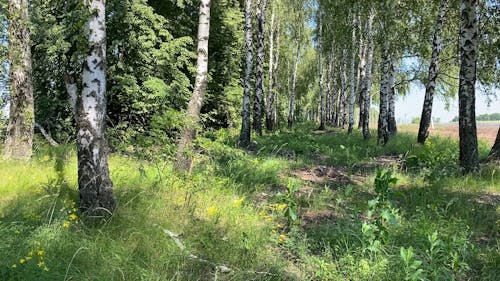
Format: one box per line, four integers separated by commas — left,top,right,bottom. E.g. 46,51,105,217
288,44,300,129
458,0,479,172
239,0,253,146
418,0,449,144
265,7,276,131
176,0,211,171
77,0,115,214
361,9,375,139
348,19,357,134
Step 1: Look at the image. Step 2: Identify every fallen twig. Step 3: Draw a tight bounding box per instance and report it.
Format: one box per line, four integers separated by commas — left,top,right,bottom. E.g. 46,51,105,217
35,123,59,147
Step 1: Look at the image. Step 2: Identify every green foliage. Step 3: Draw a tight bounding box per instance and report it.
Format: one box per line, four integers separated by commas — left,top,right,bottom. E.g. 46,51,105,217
1,126,500,280
400,246,424,281
275,180,300,225
405,138,459,179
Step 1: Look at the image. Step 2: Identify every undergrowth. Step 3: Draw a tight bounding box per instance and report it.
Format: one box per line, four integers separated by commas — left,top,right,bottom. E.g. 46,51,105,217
1,126,499,280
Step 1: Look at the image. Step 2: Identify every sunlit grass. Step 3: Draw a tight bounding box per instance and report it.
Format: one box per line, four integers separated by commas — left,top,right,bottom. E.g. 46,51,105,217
1,127,499,280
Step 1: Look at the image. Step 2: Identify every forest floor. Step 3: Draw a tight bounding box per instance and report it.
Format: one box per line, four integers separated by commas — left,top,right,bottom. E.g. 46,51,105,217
1,123,499,280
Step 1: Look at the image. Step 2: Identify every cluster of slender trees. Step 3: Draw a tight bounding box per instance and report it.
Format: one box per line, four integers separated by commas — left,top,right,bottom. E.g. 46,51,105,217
1,0,499,215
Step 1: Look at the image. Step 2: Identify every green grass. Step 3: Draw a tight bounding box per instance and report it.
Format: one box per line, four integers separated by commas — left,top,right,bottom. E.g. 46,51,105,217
1,125,499,280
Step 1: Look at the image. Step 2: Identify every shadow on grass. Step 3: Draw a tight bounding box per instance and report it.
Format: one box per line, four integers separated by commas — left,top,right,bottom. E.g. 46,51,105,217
296,172,499,280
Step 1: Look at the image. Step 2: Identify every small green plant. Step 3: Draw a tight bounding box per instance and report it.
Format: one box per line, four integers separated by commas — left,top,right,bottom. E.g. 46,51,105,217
275,180,300,226
400,246,425,281
363,170,400,243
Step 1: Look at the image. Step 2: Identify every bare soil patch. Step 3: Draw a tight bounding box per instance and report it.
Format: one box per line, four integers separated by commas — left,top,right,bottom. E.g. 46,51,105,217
300,209,336,227
291,165,353,186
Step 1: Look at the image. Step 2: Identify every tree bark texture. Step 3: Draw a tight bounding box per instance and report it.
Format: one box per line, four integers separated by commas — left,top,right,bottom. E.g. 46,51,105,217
318,14,325,130
387,57,397,135
265,7,276,131
361,10,374,139
378,41,390,145
3,0,34,161
253,0,268,136
418,0,449,144
357,16,366,130
175,0,211,171
75,0,116,215
458,0,479,173
239,0,253,147
348,20,357,134
288,44,300,129
339,50,348,128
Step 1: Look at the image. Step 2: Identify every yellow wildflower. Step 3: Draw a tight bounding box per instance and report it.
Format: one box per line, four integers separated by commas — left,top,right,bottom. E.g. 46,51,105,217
37,261,45,268
11,264,17,268
19,258,26,264
266,216,273,222
259,210,266,217
69,214,78,221
63,221,70,228
206,206,218,217
277,203,287,211
233,197,244,208
278,234,288,243
37,250,44,256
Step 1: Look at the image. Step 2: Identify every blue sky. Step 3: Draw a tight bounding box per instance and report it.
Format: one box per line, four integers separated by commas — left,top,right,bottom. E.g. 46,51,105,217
396,84,500,123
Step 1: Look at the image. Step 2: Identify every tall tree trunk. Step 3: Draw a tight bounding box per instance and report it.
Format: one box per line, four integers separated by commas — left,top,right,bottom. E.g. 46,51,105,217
239,0,253,147
326,53,333,124
288,44,300,130
340,49,348,128
265,7,275,131
488,127,500,161
3,0,34,161
272,24,280,128
418,0,449,144
348,20,357,134
318,14,325,130
458,0,479,173
378,40,390,145
387,57,397,135
253,0,268,136
175,0,211,171
357,16,366,130
361,9,375,140
75,0,115,215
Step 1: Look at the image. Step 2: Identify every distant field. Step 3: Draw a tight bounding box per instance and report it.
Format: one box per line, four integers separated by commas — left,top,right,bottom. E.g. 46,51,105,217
399,123,499,145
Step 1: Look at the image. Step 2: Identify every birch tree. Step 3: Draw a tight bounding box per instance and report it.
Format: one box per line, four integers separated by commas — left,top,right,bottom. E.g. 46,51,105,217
72,0,115,214
387,58,397,135
239,0,253,147
254,0,268,136
360,8,374,140
377,39,391,145
288,44,300,129
176,0,211,171
3,0,34,160
458,0,479,173
317,12,325,130
348,17,357,134
417,0,449,144
265,6,276,131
